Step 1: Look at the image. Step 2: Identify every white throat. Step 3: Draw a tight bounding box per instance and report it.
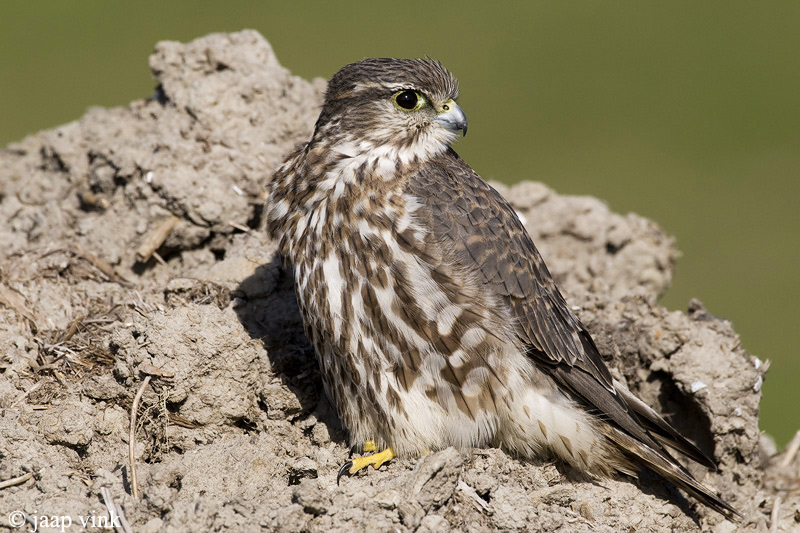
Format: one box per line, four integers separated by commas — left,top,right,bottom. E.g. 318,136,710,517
326,124,458,185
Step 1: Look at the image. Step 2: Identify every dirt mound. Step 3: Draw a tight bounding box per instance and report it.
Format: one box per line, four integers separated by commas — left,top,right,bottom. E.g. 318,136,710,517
0,30,795,532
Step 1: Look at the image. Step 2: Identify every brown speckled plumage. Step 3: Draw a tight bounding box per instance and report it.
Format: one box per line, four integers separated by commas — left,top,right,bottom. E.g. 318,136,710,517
266,58,736,518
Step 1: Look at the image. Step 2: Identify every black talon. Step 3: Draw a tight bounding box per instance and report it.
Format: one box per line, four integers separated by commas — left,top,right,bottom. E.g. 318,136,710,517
336,460,353,485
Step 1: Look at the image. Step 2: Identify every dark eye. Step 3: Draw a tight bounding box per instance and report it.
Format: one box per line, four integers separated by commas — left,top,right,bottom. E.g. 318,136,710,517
394,90,419,110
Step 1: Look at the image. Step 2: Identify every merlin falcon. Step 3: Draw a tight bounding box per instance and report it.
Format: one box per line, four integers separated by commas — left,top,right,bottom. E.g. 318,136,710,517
266,58,737,517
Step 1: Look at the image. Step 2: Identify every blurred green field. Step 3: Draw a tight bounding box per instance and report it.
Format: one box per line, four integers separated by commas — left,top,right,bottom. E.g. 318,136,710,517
2,2,797,446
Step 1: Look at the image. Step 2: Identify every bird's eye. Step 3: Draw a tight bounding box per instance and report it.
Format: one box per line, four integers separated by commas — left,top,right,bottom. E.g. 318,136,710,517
394,90,421,110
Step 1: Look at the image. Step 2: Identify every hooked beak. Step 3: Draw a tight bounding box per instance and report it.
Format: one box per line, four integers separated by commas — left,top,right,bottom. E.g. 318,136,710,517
434,99,468,137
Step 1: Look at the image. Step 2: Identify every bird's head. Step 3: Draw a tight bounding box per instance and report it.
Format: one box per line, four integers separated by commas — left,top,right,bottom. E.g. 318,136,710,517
311,58,467,169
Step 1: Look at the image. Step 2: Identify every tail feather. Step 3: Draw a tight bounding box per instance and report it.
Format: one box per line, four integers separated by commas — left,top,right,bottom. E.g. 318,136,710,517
613,379,716,470
601,423,741,520
544,354,739,518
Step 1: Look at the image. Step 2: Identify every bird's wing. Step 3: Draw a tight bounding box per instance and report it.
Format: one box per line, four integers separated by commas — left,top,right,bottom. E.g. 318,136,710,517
406,149,612,385
404,149,715,469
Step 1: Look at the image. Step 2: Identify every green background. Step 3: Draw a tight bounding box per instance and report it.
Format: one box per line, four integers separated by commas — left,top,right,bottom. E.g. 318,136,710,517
2,2,797,446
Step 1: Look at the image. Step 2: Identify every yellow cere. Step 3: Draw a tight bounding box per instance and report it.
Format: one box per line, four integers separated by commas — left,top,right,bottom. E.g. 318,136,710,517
439,99,457,113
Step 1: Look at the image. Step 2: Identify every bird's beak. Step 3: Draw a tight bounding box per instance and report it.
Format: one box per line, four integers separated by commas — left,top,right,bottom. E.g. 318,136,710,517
435,99,468,137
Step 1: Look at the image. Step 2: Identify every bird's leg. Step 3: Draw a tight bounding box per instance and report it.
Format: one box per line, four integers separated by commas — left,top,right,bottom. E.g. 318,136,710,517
337,441,395,485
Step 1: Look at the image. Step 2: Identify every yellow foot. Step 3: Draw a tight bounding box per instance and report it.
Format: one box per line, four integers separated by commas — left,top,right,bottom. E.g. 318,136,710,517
337,443,395,485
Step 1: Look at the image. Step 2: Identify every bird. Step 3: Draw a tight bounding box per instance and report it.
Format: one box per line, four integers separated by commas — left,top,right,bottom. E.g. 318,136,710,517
266,57,738,518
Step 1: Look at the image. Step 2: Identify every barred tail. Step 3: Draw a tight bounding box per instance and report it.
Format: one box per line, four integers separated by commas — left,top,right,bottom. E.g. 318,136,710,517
601,424,741,520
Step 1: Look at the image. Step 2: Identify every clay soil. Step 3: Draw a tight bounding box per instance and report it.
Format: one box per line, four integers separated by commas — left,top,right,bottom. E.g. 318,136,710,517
1,31,797,532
